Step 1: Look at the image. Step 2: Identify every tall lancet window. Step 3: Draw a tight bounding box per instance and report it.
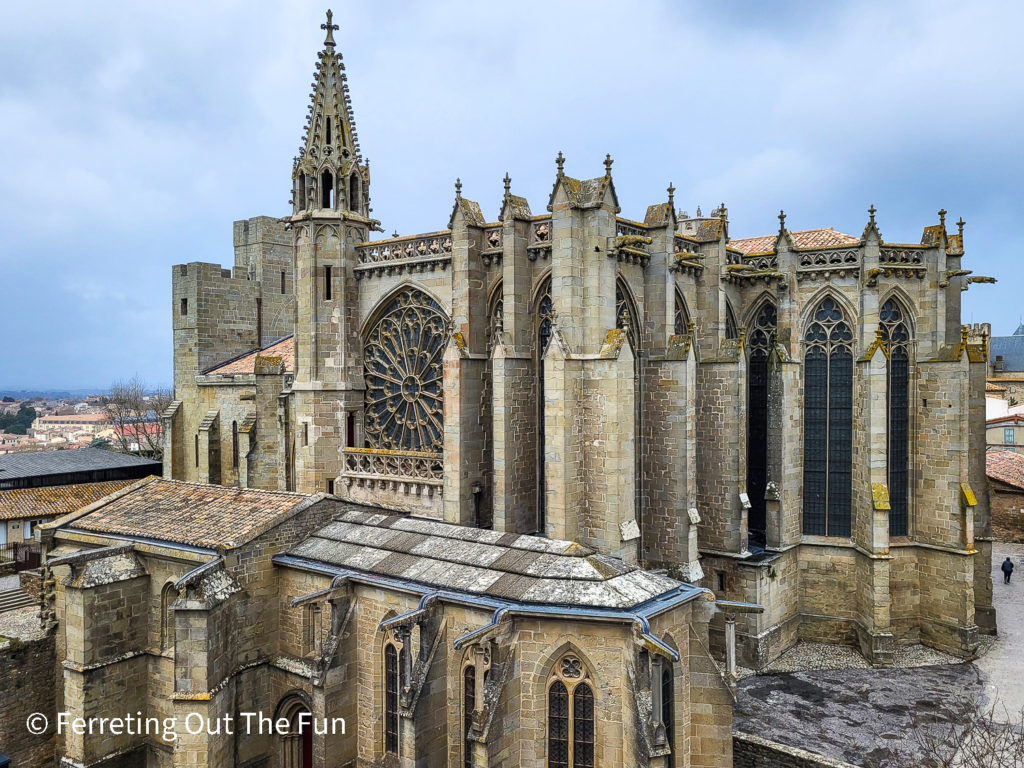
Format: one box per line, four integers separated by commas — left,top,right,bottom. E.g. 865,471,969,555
802,297,854,537
880,299,911,537
673,290,690,337
747,301,777,546
535,279,553,533
547,655,595,768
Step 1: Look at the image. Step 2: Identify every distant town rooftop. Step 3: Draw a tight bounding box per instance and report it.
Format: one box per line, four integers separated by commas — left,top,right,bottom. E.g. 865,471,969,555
0,447,160,490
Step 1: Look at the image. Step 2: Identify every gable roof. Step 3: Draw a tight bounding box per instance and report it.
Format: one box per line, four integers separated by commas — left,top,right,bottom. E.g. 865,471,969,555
60,477,313,550
0,448,160,487
729,227,860,255
0,480,134,521
987,450,1024,491
285,505,693,609
204,336,295,376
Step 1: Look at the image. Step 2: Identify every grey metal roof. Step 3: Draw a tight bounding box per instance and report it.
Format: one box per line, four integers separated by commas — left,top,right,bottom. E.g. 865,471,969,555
286,504,691,609
0,448,160,482
991,335,1024,372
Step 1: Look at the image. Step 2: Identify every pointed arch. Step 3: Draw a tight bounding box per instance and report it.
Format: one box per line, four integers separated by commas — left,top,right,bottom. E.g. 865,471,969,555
487,278,504,346
544,643,597,768
802,295,854,537
673,288,691,337
615,275,641,352
349,171,361,213
274,692,313,768
880,294,914,537
745,297,778,546
725,300,740,340
360,281,451,336
797,285,858,335
534,273,554,534
160,581,178,651
878,287,917,338
320,168,334,209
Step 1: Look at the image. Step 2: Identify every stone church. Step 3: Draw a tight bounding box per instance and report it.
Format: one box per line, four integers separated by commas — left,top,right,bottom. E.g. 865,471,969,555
132,7,995,765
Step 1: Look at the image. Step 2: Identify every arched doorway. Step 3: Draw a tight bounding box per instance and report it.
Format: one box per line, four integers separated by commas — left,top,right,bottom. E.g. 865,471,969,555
277,695,313,768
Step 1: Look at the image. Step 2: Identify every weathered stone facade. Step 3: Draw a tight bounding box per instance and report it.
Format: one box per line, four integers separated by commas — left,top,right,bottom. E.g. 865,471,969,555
163,13,996,676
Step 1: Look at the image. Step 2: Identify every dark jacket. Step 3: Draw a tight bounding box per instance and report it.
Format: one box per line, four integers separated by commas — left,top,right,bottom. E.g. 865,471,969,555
1002,558,1015,574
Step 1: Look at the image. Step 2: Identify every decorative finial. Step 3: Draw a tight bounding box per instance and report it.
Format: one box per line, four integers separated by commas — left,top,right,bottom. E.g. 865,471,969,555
503,172,511,197
455,178,462,198
696,205,702,217
868,204,876,224
938,208,947,228
556,151,565,175
604,153,613,176
321,9,339,47
778,209,786,230
957,217,965,238
719,202,727,221
392,230,399,239
667,182,675,206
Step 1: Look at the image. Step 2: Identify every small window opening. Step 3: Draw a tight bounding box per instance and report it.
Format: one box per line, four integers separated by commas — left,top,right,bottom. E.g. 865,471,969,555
349,174,360,212
325,118,332,145
180,298,187,315
194,434,199,467
717,572,725,592
327,479,335,495
281,270,286,295
232,421,239,468
324,265,332,301
303,423,309,447
321,170,334,209
346,411,356,448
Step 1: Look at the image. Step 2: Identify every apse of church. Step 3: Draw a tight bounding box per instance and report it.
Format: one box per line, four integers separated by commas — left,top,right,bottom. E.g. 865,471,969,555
165,12,996,670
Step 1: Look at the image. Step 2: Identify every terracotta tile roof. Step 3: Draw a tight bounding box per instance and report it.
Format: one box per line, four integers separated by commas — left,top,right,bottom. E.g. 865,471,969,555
66,477,311,550
36,414,111,423
204,335,295,376
729,228,860,255
987,450,1024,491
0,480,134,521
285,505,698,609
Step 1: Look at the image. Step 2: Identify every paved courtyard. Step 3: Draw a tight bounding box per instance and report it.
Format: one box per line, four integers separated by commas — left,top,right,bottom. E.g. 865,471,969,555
734,543,1024,765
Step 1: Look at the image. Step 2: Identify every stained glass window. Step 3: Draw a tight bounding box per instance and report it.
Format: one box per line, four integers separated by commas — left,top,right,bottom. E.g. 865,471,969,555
747,301,777,545
549,681,569,768
384,643,399,754
548,655,596,768
880,299,911,537
464,665,476,768
363,287,447,452
803,297,853,537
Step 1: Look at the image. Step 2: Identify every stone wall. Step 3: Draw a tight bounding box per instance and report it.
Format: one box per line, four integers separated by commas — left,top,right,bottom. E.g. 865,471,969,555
991,482,1024,541
0,631,56,768
733,731,859,768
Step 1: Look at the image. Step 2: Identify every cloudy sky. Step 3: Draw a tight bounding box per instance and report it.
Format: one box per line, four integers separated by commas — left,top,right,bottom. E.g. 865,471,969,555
1,0,1021,390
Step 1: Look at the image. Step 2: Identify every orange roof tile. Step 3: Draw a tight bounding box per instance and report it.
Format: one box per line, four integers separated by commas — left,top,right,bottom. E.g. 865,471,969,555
987,450,1024,491
729,228,860,255
66,477,312,550
204,335,295,376
0,480,134,521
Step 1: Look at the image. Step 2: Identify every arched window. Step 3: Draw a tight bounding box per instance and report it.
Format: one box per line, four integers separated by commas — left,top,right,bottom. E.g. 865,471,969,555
384,638,406,756
363,288,447,453
321,169,334,209
803,297,854,537
615,280,640,350
487,282,504,350
463,664,475,768
547,654,595,768
535,278,554,533
277,696,313,768
160,582,177,651
747,301,777,546
880,299,911,537
725,302,739,340
349,173,361,213
673,290,690,337
662,666,675,768
231,420,239,469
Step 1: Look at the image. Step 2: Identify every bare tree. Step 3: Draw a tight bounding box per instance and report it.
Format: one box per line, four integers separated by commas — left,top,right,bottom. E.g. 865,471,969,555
104,377,172,459
866,693,1024,768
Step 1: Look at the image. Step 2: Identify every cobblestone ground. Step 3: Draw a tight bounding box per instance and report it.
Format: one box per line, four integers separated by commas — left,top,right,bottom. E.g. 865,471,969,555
735,543,1024,765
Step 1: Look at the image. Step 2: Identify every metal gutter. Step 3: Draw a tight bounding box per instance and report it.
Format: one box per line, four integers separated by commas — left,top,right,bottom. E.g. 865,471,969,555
174,556,224,590
62,528,218,558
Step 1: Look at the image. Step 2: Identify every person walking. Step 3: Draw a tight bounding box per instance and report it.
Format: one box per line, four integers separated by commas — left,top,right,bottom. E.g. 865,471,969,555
1002,556,1015,584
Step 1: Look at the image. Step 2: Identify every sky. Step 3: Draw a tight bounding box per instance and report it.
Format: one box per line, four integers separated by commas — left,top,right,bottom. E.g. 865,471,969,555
1,0,1022,390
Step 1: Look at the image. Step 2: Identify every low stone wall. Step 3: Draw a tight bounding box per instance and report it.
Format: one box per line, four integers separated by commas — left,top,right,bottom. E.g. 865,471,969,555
0,630,56,768
19,567,43,603
733,731,860,768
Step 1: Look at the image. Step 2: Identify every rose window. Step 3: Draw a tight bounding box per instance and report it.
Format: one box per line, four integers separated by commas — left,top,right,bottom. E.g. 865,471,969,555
363,288,447,452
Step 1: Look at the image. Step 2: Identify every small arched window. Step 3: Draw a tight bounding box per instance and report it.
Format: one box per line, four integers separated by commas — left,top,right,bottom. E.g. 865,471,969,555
547,654,595,768
803,297,854,537
463,664,476,768
231,420,239,469
662,666,675,768
160,582,177,651
321,169,334,209
349,173,361,213
673,290,691,337
384,638,406,756
276,696,313,768
746,301,778,546
880,299,912,537
725,302,740,340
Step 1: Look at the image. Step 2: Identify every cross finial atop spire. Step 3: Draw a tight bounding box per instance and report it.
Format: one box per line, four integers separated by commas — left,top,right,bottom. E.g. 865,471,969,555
556,151,565,175
868,204,877,224
938,208,947,227
957,216,965,238
778,209,787,230
604,153,613,176
455,178,462,198
667,182,675,206
503,172,511,196
321,9,339,47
